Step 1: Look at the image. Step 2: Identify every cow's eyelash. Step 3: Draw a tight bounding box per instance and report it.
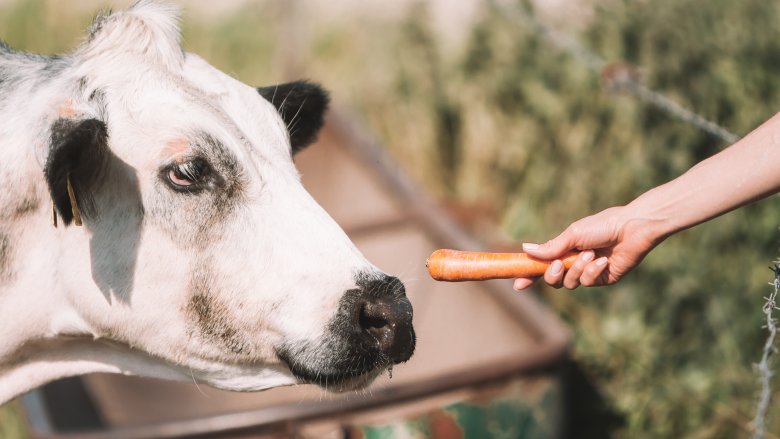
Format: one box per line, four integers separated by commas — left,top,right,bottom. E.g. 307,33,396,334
174,160,207,181
163,157,213,192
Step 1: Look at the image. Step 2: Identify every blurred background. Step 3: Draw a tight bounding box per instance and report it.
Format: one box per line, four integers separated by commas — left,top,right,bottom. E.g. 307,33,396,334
2,0,780,437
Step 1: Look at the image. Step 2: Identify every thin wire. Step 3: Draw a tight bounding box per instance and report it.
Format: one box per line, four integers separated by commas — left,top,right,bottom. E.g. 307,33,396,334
630,84,740,145
509,5,741,146
752,264,780,439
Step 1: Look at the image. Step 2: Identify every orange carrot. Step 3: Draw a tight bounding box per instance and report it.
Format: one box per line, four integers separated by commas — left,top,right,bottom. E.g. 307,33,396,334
426,249,581,282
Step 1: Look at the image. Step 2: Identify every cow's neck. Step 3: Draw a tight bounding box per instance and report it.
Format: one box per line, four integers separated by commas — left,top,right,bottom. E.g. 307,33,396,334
0,193,105,404
0,339,116,404
0,337,191,405
0,203,191,404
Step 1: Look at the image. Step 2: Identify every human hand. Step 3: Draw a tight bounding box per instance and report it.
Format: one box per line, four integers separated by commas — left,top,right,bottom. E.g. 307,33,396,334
513,206,667,290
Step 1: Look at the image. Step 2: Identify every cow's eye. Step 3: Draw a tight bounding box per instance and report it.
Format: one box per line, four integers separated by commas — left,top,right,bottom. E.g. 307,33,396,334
165,158,211,190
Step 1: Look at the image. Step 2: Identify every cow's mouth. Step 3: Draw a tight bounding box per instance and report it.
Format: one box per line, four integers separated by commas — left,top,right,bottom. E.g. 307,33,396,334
290,364,384,392
276,345,395,391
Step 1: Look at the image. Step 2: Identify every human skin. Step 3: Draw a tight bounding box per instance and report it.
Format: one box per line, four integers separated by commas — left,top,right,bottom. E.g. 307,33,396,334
514,111,780,291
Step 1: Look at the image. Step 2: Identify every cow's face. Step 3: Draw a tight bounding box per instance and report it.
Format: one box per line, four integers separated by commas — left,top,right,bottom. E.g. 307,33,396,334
42,3,414,392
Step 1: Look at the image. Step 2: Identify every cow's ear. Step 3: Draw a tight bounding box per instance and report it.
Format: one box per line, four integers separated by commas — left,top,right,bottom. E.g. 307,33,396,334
257,81,329,154
45,118,109,226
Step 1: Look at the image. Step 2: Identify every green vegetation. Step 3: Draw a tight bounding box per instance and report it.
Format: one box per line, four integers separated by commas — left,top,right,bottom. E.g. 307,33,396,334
0,400,27,439
302,1,780,437
1,0,779,437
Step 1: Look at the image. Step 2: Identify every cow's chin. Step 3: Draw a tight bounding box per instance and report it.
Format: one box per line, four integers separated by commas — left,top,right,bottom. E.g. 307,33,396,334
292,364,385,392
328,368,385,392
275,343,391,393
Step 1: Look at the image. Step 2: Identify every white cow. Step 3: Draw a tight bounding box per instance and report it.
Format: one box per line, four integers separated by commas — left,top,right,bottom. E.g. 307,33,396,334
0,0,414,405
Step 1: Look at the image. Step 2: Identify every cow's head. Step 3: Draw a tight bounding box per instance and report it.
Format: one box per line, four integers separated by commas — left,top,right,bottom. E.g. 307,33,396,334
41,1,414,392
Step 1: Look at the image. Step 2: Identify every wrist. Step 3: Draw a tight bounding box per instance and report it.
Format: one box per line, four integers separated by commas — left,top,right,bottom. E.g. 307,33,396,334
622,191,680,244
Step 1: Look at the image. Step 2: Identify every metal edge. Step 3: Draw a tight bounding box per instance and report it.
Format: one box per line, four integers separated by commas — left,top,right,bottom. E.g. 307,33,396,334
32,349,562,439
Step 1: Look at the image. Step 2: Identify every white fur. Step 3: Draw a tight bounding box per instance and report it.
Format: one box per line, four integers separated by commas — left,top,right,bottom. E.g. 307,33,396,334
0,1,380,404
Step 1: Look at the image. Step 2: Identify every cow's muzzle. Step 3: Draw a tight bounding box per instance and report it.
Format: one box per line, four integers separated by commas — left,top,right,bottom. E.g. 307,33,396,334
355,276,415,363
276,273,415,390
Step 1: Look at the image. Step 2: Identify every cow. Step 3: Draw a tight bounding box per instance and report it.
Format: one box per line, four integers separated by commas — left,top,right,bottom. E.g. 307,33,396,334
0,0,415,405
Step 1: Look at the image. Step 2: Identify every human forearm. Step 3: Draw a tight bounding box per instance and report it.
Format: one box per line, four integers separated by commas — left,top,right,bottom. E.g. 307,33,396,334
626,111,780,241
516,112,780,291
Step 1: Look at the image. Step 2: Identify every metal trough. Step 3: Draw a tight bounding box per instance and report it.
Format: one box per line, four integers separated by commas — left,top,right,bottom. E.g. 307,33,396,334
20,109,571,438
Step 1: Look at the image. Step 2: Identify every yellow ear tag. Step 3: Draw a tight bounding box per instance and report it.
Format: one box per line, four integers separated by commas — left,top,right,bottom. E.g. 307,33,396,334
66,175,82,226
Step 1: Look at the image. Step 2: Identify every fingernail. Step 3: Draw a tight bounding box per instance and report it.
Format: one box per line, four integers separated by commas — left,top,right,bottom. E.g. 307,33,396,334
596,257,608,266
581,252,594,262
550,260,563,274
523,243,539,251
513,279,529,291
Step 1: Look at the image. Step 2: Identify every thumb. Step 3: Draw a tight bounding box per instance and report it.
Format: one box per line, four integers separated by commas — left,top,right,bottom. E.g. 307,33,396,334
522,231,575,260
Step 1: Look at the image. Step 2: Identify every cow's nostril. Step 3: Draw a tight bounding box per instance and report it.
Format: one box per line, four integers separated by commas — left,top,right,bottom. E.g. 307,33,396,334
359,302,397,353
359,302,390,332
348,274,415,366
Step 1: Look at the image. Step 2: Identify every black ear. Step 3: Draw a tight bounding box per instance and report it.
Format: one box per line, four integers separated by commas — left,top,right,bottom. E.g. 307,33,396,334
45,118,109,226
257,80,330,154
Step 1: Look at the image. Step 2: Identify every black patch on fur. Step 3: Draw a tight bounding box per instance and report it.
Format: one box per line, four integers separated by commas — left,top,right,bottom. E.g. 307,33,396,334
40,56,67,78
44,118,109,226
187,268,249,355
14,197,39,217
86,8,114,42
0,39,17,55
0,234,10,281
257,80,329,154
198,134,244,205
1,193,40,221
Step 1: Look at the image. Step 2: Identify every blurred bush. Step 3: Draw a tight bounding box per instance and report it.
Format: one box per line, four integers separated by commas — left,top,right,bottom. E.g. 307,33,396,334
303,0,780,437
0,400,27,439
